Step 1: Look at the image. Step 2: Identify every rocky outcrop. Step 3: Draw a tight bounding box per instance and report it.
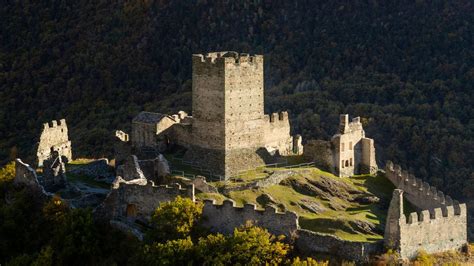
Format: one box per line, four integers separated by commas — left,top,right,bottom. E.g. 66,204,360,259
14,159,50,196
190,176,218,193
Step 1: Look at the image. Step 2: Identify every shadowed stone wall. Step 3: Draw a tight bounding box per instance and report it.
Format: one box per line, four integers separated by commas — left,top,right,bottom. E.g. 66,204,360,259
98,180,194,222
384,189,467,259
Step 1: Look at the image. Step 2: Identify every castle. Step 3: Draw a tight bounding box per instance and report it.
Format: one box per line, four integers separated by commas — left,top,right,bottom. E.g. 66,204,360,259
127,51,377,178
10,52,467,262
129,52,303,178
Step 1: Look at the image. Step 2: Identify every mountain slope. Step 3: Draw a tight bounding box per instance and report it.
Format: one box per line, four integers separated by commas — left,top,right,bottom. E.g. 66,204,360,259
0,0,472,207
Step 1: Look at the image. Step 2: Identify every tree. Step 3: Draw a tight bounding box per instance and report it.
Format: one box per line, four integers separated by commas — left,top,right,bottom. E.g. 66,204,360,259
147,196,203,242
138,237,195,266
196,223,291,265
0,161,15,183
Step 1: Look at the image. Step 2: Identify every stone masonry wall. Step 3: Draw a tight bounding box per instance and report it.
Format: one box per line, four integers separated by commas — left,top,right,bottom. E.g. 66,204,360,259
331,114,377,177
224,52,265,151
201,199,299,238
361,137,377,174
295,229,382,263
98,179,195,222
384,189,467,259
37,119,72,167
385,161,454,210
191,53,227,150
332,115,364,177
262,112,294,155
303,139,334,172
199,198,381,263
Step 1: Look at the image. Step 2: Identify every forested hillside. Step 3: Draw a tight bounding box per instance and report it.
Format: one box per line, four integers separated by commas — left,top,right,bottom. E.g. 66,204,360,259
1,0,473,201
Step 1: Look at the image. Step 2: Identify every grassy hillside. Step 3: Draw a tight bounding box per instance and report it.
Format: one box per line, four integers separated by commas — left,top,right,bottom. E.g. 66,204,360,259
196,167,395,242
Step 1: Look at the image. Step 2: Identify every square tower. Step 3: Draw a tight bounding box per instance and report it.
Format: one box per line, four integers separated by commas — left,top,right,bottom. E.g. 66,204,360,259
187,52,266,176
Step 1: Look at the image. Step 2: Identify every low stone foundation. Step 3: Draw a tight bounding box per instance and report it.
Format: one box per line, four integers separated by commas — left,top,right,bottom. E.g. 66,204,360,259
295,229,383,263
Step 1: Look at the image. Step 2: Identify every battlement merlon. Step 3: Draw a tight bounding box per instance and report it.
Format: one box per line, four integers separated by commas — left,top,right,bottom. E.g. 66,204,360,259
43,119,68,130
403,203,466,224
269,111,289,123
192,51,263,67
203,198,298,217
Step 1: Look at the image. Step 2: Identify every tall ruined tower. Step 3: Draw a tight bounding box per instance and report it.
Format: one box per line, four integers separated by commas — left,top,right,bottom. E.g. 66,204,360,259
188,52,266,176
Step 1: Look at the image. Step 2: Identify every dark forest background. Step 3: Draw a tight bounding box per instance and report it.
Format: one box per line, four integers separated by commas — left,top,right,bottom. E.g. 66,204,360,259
1,0,473,206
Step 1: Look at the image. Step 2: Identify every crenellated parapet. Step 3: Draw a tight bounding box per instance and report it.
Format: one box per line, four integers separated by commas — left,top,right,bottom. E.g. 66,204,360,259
192,52,263,67
402,203,467,224
267,111,289,123
200,199,299,238
37,119,72,167
384,189,467,259
97,178,195,222
385,161,453,210
42,119,67,130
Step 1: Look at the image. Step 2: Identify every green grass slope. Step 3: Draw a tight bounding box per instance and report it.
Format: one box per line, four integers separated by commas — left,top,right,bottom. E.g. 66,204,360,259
195,167,395,242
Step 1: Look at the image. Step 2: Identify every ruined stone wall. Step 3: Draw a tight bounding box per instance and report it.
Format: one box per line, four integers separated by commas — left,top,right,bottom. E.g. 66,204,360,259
99,180,195,222
114,130,131,166
331,114,377,177
361,138,377,174
384,189,467,259
262,112,294,155
169,122,193,149
303,139,334,172
200,199,299,238
37,119,72,167
131,122,156,148
332,115,364,177
224,148,267,176
295,229,382,263
385,161,453,210
115,130,129,142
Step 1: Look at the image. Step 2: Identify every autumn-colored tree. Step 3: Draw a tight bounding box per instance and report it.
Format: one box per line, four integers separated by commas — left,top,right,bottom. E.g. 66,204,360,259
0,161,15,183
196,223,291,265
147,196,203,242
138,237,195,266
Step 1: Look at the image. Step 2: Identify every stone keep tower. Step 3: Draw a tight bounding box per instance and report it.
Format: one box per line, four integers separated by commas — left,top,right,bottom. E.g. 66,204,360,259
187,52,268,176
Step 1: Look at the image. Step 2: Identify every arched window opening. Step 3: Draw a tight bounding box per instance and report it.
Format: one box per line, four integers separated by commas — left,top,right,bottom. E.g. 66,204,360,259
345,160,349,167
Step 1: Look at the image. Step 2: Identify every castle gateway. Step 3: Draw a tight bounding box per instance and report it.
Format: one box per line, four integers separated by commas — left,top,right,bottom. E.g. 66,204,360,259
130,52,302,178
